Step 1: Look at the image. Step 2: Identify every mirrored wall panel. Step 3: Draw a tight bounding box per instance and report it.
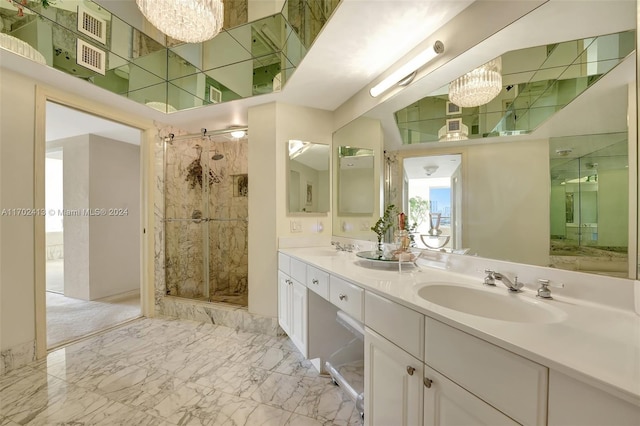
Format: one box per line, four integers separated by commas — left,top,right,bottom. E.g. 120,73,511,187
288,140,330,214
338,146,374,215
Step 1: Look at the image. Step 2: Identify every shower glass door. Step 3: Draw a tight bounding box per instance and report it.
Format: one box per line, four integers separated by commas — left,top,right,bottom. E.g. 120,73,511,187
164,135,249,305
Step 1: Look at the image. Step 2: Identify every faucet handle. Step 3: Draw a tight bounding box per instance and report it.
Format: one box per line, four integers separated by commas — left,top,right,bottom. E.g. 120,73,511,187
483,269,496,286
536,279,564,299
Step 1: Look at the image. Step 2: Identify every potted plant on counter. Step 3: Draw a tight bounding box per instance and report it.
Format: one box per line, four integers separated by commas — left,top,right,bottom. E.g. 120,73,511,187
371,204,396,253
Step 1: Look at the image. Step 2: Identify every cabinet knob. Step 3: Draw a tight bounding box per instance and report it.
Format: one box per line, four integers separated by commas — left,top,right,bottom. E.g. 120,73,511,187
423,377,433,388
339,294,347,301
406,366,415,376
312,279,319,285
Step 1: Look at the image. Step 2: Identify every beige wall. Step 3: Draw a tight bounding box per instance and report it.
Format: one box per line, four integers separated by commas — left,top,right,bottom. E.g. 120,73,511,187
51,134,141,300
0,69,36,352
88,135,141,299
62,135,91,300
248,102,333,318
248,103,278,317
464,139,550,266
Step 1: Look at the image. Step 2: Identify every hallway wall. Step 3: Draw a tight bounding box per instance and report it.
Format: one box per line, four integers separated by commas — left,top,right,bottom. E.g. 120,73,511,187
0,69,37,374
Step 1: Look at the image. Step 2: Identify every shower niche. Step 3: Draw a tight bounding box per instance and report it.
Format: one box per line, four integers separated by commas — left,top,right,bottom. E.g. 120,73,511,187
164,134,249,306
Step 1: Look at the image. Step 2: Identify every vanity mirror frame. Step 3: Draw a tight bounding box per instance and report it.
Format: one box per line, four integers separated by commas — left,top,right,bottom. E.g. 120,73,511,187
286,140,331,215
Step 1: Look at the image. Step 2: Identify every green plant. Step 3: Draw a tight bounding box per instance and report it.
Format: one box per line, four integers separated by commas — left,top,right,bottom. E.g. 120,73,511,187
408,196,430,228
371,204,396,243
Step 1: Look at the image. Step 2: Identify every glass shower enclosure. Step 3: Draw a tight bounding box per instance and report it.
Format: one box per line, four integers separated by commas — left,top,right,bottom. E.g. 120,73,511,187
164,134,248,306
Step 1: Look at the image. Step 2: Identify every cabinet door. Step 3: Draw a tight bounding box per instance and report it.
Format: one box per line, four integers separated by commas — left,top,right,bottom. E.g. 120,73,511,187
365,327,423,426
423,364,519,426
277,271,291,335
289,279,308,357
548,370,640,426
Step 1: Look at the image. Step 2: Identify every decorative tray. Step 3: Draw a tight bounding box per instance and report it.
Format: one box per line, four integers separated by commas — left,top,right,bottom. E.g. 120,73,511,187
355,250,420,263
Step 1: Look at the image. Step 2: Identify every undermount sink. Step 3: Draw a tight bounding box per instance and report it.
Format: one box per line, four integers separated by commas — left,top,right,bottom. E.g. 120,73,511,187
416,284,566,323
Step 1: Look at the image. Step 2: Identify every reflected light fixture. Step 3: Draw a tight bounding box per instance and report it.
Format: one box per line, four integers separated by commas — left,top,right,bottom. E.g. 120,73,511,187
230,129,246,139
370,40,444,97
449,57,502,107
136,0,224,43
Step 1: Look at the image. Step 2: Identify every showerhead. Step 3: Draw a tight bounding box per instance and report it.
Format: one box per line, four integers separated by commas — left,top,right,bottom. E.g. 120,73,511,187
212,152,224,160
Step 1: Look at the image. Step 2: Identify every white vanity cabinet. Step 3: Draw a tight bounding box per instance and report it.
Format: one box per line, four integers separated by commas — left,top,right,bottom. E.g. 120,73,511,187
277,254,308,357
425,318,548,426
423,364,519,426
547,370,640,426
364,327,423,426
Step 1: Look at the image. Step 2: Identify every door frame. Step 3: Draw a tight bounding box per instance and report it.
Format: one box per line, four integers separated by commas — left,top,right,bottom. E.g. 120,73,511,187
34,85,156,358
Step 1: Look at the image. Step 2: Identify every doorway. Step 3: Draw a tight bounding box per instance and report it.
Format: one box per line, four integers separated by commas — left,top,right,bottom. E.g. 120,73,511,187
403,154,463,252
44,101,143,349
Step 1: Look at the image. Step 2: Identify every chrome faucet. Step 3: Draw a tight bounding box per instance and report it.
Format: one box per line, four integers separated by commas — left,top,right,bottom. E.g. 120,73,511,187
331,241,358,252
483,269,496,286
492,272,523,292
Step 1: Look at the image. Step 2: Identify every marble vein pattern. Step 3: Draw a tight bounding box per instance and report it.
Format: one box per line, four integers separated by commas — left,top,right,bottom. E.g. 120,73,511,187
0,317,361,425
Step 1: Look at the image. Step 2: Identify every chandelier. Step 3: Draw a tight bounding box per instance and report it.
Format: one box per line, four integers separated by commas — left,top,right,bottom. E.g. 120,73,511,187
136,0,224,43
449,57,502,107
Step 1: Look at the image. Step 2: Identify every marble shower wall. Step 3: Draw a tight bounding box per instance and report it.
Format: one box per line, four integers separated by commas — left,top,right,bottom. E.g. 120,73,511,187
154,126,279,336
164,135,249,303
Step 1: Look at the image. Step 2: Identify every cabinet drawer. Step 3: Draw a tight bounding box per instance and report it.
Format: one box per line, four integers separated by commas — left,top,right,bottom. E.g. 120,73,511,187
278,252,290,274
329,276,364,321
290,257,307,284
425,318,548,426
306,265,329,300
365,291,424,359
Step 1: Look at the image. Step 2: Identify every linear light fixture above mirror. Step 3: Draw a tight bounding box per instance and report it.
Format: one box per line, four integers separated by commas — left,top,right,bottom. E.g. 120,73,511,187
370,40,444,98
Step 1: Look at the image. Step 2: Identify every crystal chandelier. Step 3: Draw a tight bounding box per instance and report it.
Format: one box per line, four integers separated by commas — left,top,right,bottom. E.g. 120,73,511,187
449,57,502,107
136,0,224,43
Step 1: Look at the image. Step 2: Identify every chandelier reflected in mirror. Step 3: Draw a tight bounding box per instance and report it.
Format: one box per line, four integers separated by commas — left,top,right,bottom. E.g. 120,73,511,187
448,57,502,107
136,0,224,43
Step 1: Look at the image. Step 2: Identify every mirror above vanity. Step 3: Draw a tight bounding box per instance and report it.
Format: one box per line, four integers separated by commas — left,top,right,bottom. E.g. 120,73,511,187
338,146,375,215
287,140,330,214
331,0,637,279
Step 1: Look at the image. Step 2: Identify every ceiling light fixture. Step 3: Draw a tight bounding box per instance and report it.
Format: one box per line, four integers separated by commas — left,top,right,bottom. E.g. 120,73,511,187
136,0,224,43
370,40,444,98
449,57,502,107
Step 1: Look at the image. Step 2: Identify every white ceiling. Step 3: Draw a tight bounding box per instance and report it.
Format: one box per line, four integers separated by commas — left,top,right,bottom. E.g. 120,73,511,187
3,0,636,147
46,102,141,144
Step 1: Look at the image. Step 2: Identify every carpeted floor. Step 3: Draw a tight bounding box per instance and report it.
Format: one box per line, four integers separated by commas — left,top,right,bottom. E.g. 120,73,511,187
46,291,141,349
46,259,64,294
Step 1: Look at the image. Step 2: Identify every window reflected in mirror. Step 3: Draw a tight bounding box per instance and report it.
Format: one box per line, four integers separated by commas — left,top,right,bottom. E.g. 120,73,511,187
338,146,374,215
287,140,329,214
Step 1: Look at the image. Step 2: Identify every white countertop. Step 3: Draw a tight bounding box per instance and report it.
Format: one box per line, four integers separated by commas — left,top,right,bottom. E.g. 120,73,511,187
279,247,640,407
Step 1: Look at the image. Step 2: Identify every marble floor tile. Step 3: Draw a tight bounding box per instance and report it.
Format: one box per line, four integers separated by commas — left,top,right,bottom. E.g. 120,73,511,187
0,416,20,426
285,413,326,425
192,359,270,398
0,317,364,426
294,376,360,424
249,371,313,412
223,402,292,426
274,351,319,378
